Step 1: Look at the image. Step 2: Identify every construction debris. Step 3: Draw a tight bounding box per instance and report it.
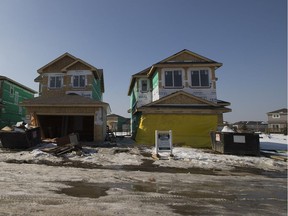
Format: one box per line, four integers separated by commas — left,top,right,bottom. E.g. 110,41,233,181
41,144,82,156
0,122,41,149
41,133,82,156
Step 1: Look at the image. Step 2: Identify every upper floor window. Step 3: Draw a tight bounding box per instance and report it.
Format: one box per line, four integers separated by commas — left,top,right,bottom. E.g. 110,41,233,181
10,85,14,96
73,75,86,88
191,69,210,87
49,76,63,88
14,92,19,104
164,70,182,88
272,114,280,118
140,79,148,92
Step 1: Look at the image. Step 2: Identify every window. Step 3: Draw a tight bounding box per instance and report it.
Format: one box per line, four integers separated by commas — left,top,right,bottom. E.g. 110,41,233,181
14,92,19,104
272,124,280,129
191,69,210,87
164,70,182,88
73,75,86,88
272,114,280,118
10,85,14,96
141,80,148,92
49,76,62,88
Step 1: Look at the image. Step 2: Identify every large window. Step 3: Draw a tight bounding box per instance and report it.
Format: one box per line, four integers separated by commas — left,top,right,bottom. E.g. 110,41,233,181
73,75,86,88
164,70,182,88
191,69,210,87
49,76,63,88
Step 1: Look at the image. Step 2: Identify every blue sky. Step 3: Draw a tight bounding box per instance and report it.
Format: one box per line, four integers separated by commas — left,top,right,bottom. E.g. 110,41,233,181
0,0,286,123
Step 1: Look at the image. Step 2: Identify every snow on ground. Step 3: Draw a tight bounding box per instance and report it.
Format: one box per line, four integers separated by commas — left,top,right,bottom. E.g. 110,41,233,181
0,133,287,172
259,133,287,151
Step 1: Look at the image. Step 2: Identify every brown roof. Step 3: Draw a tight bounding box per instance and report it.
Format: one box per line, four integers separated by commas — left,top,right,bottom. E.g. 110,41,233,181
21,94,109,107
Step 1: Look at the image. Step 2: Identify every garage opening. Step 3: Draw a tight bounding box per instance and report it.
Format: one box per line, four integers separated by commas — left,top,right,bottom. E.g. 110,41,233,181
37,115,94,142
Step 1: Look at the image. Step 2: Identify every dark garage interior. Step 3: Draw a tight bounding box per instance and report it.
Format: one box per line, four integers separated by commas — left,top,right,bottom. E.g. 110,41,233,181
37,115,94,141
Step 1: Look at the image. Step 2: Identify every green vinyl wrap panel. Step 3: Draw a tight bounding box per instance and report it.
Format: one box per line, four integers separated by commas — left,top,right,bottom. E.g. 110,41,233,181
152,71,159,90
92,78,102,101
0,80,35,128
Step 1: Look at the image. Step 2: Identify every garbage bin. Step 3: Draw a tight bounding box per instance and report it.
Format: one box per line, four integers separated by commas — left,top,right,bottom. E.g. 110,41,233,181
210,131,260,156
0,127,41,149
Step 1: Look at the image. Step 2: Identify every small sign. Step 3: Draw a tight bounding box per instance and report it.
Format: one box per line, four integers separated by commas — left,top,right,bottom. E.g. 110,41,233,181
155,130,173,155
216,133,221,142
233,135,246,143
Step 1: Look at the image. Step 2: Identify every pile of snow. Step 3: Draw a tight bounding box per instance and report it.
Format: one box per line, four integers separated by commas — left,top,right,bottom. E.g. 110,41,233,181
221,126,235,132
0,133,286,172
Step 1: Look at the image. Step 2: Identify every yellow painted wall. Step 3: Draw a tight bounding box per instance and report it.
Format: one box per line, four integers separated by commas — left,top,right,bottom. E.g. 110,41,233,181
136,114,218,148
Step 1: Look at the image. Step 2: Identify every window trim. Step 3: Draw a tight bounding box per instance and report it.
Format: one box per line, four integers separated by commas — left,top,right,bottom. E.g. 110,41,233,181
72,74,87,88
188,67,211,88
272,114,280,119
9,85,14,96
48,75,63,89
162,68,184,89
140,79,149,93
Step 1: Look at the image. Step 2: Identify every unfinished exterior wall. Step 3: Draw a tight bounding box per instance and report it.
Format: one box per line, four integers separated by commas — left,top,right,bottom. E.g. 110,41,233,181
267,108,288,133
128,50,231,148
0,77,36,128
37,53,104,100
22,53,108,143
136,114,218,148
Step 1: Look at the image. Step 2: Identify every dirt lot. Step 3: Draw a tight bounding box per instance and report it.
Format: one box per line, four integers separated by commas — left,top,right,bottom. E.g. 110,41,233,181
0,140,287,216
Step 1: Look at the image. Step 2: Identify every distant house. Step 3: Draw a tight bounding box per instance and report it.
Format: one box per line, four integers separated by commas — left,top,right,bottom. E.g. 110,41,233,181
128,49,231,147
232,121,268,132
0,76,36,128
107,114,130,135
21,53,110,142
267,108,287,133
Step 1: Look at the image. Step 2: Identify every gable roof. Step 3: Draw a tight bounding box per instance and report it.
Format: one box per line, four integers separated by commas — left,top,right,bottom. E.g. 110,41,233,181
37,52,102,78
128,49,222,95
36,52,104,92
0,76,37,94
37,52,77,73
143,90,217,107
267,108,287,114
155,49,219,64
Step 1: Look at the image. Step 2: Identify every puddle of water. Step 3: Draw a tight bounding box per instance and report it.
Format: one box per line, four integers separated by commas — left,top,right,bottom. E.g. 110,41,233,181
55,181,172,199
53,179,287,215
55,182,109,198
55,180,237,200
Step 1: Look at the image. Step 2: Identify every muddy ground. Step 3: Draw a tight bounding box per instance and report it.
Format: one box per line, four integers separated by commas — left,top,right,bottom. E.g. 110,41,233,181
0,139,287,216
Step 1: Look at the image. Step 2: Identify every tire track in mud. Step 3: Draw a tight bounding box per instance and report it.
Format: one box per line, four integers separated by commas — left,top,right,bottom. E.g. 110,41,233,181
0,195,70,205
0,194,184,203
0,193,237,206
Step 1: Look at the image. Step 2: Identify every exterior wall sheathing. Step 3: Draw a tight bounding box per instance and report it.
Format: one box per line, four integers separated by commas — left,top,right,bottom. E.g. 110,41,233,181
135,114,218,148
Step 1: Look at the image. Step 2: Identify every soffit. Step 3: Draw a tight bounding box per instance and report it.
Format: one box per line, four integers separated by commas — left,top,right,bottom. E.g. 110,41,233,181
21,94,109,107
